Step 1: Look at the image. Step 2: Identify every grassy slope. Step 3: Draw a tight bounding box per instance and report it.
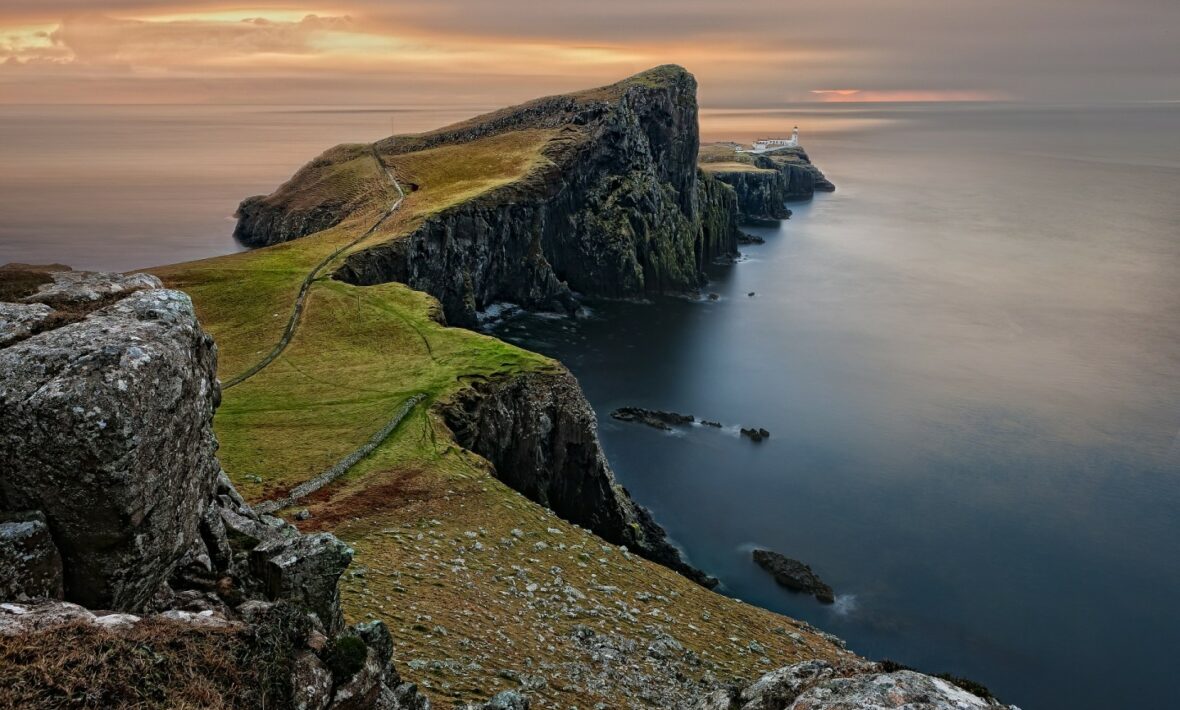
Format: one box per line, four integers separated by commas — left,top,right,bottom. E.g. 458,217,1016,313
151,72,848,707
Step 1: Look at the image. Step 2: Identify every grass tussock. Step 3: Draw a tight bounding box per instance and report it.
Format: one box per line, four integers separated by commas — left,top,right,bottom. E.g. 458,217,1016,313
0,608,308,710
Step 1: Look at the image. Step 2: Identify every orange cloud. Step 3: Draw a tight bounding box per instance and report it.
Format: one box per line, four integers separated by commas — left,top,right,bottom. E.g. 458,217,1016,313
810,88,1007,102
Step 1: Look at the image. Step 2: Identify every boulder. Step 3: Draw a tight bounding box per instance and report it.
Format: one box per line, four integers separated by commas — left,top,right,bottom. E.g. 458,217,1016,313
252,532,352,634
0,511,64,601
292,651,335,710
694,661,1017,710
752,550,834,604
790,670,1007,709
21,270,163,307
0,286,220,611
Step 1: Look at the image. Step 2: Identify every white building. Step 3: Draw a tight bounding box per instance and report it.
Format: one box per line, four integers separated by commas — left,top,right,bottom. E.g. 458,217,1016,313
739,127,799,154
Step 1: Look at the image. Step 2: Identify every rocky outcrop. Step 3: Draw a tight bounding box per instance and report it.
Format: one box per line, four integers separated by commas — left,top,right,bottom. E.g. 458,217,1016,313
438,368,717,588
611,406,696,430
749,147,835,199
705,168,792,223
0,276,220,610
0,270,429,709
753,549,834,604
694,660,1017,710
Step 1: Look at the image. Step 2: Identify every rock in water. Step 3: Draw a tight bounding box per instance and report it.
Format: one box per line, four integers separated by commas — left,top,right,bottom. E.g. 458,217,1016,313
741,427,771,442
611,406,696,430
752,549,835,604
0,277,220,611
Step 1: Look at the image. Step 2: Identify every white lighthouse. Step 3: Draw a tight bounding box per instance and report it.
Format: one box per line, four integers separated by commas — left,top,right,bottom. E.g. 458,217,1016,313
741,126,800,154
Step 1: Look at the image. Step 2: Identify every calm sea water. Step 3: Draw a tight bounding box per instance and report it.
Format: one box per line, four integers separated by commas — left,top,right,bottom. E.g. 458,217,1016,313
3,102,1178,709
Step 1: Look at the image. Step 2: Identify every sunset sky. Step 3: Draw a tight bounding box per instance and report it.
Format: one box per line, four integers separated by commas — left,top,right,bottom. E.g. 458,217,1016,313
1,1,1177,105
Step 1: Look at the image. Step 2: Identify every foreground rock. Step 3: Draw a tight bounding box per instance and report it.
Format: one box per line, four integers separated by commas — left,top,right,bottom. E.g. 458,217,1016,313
0,274,219,610
753,549,835,604
695,660,1018,709
0,270,430,709
439,369,718,588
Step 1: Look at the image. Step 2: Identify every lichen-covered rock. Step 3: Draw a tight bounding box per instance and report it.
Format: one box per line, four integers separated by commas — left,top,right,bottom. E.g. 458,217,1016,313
22,270,163,307
0,287,220,611
694,661,1018,710
0,302,52,346
438,367,716,588
292,651,335,710
253,533,352,634
0,511,64,601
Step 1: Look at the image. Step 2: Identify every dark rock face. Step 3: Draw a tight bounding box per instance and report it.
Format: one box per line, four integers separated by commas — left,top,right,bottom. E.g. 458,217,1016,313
0,279,220,611
693,660,1016,710
0,511,64,601
704,145,835,226
752,549,834,604
438,368,717,588
707,169,792,223
749,147,836,199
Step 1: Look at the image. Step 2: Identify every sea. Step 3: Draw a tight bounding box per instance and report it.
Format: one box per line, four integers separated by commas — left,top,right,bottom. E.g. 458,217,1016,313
2,100,1178,709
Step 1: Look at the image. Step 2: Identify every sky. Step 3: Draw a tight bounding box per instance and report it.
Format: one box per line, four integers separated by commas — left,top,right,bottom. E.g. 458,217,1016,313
1,1,1177,106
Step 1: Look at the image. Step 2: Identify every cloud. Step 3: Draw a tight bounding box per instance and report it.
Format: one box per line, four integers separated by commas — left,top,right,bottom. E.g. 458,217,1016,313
0,1,1177,104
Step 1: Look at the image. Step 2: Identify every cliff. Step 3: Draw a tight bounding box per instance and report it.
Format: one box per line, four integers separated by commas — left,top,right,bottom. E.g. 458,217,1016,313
438,368,716,587
699,143,835,223
234,65,739,326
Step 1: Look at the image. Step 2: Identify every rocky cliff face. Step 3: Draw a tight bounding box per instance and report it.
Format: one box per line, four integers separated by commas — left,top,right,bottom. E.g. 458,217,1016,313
438,368,717,588
749,147,836,199
705,169,792,223
701,145,835,224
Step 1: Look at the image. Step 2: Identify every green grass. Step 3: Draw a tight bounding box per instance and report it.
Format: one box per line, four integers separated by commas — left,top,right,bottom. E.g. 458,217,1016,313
699,161,776,174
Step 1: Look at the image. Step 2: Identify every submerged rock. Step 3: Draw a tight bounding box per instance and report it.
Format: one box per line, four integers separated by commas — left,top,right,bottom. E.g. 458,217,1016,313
611,406,696,431
741,427,771,442
752,549,834,604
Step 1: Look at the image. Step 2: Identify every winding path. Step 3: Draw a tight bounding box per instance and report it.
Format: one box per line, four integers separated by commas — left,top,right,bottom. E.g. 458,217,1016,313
223,147,406,390
223,148,426,513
